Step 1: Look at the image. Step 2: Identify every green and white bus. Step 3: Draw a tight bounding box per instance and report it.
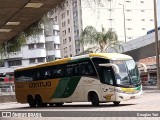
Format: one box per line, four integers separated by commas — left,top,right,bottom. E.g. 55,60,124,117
14,53,142,107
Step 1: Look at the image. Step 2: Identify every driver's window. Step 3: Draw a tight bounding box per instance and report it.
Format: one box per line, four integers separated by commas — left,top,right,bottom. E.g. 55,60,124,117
102,67,114,85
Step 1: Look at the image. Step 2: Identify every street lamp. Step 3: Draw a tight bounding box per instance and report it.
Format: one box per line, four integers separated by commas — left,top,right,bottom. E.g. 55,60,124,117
119,3,127,42
153,0,160,89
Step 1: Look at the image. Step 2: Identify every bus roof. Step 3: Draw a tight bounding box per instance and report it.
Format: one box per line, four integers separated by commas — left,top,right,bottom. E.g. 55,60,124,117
15,53,132,72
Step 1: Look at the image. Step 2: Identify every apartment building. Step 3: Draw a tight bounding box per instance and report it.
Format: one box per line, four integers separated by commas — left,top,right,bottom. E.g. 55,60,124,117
49,0,83,58
81,0,154,42
50,0,154,58
0,19,61,75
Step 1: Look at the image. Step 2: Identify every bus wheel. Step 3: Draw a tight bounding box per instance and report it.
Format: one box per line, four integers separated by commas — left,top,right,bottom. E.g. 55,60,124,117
55,103,64,107
90,92,99,106
27,95,36,107
49,103,54,106
113,101,120,106
35,95,43,107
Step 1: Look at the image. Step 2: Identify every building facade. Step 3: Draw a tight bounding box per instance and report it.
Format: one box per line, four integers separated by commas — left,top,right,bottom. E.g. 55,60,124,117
139,57,157,86
81,0,154,42
49,0,154,58
48,0,83,58
0,19,61,75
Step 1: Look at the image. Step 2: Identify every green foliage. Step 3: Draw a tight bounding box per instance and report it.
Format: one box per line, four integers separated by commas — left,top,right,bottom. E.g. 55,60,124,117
80,26,123,53
0,18,44,59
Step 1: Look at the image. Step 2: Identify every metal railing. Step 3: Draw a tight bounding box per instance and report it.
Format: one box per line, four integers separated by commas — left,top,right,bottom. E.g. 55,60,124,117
0,81,15,95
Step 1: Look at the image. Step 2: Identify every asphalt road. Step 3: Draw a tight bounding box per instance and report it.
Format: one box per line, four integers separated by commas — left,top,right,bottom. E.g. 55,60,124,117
0,90,160,120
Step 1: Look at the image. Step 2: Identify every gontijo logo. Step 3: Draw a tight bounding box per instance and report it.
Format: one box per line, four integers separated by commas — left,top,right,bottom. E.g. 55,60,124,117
29,81,51,88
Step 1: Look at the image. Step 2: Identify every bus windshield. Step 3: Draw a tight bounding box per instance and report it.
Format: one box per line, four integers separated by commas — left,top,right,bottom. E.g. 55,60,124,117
111,59,140,87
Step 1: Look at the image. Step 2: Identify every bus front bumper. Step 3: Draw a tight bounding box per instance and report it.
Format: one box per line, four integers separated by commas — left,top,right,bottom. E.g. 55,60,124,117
115,90,143,101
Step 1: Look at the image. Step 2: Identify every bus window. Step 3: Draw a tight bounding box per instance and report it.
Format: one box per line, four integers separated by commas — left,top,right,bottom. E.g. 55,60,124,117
78,60,97,77
52,66,63,78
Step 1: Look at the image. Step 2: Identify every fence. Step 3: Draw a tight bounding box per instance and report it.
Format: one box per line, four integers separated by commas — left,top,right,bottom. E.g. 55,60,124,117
0,81,15,95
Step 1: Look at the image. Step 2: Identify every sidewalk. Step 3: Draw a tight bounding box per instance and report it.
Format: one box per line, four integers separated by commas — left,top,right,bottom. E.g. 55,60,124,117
142,85,158,90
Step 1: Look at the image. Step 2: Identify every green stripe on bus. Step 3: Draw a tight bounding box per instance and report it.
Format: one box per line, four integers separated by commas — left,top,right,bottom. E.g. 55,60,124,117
51,78,70,98
136,86,141,91
51,76,81,98
61,76,81,98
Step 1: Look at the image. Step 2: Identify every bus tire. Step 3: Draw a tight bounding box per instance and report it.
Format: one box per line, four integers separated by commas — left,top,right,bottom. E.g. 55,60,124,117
55,103,64,107
35,95,43,107
49,103,54,106
113,101,120,106
27,95,36,107
89,92,99,106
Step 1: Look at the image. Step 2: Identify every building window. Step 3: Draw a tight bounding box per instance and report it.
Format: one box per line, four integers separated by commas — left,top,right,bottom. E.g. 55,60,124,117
126,10,132,12
0,62,4,67
69,45,71,51
55,16,57,21
53,30,58,36
108,19,114,21
37,58,45,63
68,19,70,24
46,41,54,50
74,21,78,27
141,10,145,12
150,19,153,21
63,22,65,27
76,49,80,54
8,60,22,67
73,11,78,17
47,55,55,62
66,1,69,6
73,1,77,8
69,37,71,42
36,43,44,49
67,10,69,15
127,37,132,39
126,19,132,21
74,30,79,35
75,40,79,45
64,48,65,54
140,1,144,3
141,19,145,21
28,44,34,49
61,13,65,19
63,30,67,36
68,28,71,33
65,47,68,54
127,28,132,30
54,44,60,49
142,28,146,30
108,9,111,11
29,58,36,64
125,0,131,3
63,39,67,44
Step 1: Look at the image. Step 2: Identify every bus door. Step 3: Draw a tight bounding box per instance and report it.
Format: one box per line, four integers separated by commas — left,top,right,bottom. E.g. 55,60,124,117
100,66,116,102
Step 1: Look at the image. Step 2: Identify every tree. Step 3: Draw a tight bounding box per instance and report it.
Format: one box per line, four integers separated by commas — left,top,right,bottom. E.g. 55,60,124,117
80,26,123,53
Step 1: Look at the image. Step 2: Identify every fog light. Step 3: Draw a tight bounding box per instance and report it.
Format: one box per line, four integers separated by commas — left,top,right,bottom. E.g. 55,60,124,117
119,96,123,99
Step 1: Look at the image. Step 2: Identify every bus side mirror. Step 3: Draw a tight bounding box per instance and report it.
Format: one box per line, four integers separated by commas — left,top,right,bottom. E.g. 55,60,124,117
99,63,120,74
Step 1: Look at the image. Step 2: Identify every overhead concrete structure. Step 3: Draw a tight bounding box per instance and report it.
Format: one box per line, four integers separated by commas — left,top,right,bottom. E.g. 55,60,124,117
112,31,160,61
0,0,64,44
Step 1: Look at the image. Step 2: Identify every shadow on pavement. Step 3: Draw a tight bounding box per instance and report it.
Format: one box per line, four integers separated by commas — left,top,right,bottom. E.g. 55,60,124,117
2,103,136,110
